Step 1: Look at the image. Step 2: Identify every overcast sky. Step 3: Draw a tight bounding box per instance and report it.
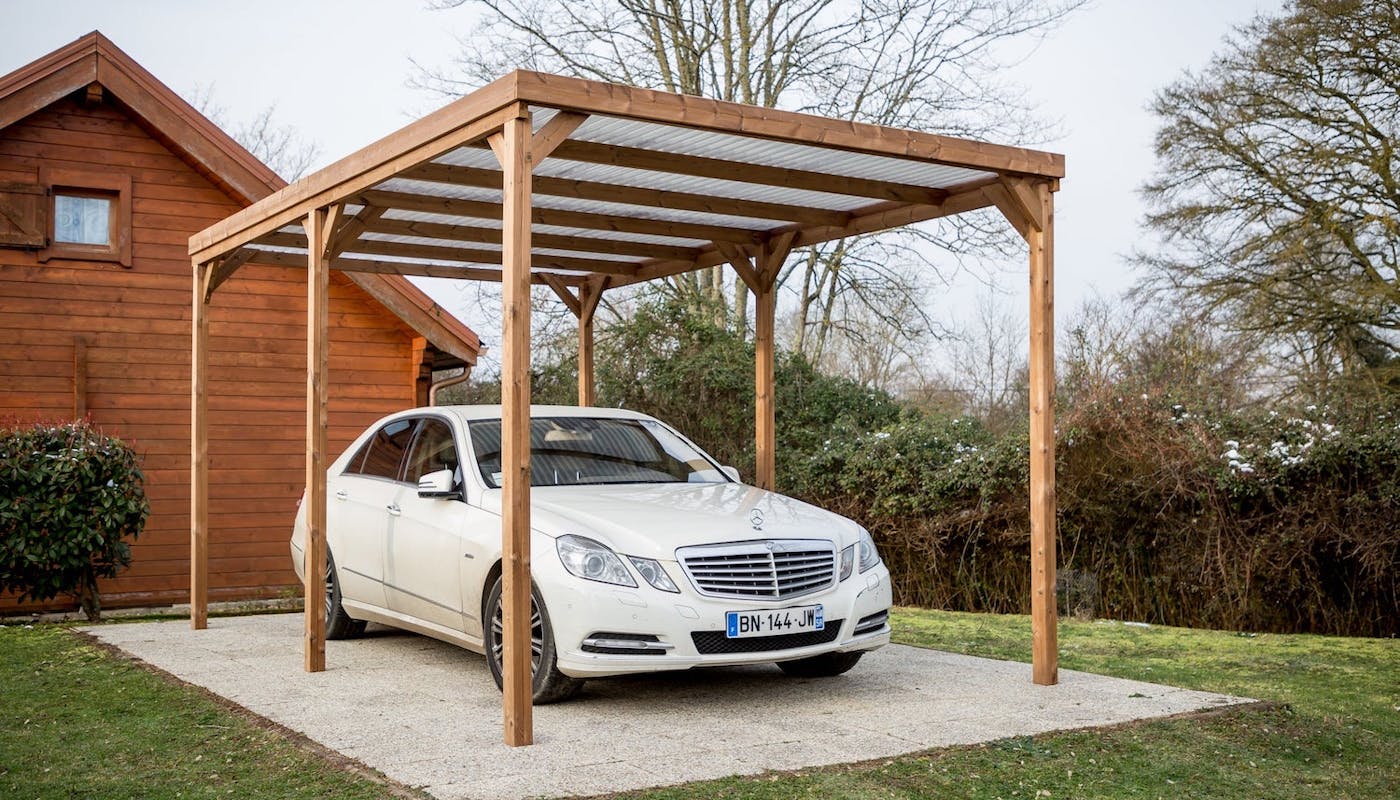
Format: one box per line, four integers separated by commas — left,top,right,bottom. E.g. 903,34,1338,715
3,0,1287,361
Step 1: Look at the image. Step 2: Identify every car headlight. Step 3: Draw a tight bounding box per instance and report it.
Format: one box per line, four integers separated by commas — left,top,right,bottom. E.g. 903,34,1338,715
556,535,636,587
627,556,679,593
857,528,881,573
839,545,855,581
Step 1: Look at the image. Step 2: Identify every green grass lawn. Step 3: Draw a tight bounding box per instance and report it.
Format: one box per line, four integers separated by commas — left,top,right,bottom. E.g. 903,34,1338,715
1,610,1394,799
0,623,419,800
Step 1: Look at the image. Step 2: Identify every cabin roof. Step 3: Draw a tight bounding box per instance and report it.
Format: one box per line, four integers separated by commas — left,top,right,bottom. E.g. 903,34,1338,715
0,32,479,364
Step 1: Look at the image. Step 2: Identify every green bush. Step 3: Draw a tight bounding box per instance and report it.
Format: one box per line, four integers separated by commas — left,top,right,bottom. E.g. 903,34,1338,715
784,395,1400,637
0,421,149,620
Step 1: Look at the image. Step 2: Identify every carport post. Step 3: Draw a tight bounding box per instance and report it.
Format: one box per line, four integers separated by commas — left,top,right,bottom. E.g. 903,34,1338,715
190,262,210,630
541,274,607,407
493,107,535,746
1026,182,1058,686
303,204,341,674
575,277,606,407
752,234,794,491
991,178,1059,686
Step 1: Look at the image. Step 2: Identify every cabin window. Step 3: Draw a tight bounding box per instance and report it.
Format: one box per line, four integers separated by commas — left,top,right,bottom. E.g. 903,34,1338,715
39,167,132,267
53,193,114,246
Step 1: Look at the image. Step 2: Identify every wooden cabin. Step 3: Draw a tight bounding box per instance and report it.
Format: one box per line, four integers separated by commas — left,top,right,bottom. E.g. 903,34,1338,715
0,33,480,613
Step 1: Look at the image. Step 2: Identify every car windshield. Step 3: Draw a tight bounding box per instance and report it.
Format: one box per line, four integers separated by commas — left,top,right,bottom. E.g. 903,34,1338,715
467,417,727,487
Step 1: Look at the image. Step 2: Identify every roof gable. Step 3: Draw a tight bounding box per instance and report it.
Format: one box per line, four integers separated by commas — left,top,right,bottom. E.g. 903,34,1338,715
0,31,478,364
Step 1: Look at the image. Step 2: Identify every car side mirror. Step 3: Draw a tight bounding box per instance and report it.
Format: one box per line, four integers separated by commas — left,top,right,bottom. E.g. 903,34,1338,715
720,465,742,483
417,469,461,499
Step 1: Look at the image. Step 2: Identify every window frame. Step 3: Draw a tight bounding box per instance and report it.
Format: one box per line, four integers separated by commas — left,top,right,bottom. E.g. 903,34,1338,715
403,416,462,487
39,166,132,267
344,417,418,484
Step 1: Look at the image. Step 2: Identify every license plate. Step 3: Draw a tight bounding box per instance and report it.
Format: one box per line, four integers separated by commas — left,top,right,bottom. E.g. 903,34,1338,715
725,604,824,638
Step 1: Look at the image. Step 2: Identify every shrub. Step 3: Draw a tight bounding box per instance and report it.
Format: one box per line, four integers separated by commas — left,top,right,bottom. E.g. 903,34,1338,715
0,421,149,620
785,395,1400,637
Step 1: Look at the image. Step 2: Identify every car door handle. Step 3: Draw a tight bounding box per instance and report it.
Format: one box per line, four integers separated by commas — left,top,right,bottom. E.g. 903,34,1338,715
335,490,348,501
386,503,401,516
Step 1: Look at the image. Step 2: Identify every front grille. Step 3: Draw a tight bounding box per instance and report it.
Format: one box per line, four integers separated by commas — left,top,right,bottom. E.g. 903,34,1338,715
691,620,844,655
676,539,836,600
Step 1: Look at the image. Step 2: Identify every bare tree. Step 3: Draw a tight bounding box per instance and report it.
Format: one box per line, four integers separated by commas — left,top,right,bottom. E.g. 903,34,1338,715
902,291,1025,429
416,0,1081,353
1136,0,1400,393
189,85,321,181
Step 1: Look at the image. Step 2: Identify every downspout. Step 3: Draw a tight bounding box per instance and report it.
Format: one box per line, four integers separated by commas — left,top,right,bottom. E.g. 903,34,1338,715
428,365,472,406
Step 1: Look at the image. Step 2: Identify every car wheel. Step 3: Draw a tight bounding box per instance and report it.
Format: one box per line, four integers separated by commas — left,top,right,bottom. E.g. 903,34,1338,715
324,553,366,640
485,577,584,704
777,650,864,677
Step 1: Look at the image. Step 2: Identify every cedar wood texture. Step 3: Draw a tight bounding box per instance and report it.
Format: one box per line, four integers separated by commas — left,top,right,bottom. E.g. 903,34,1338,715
0,35,477,614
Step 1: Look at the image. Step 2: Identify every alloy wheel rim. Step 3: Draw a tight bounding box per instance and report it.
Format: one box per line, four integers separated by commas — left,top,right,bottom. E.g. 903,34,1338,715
323,560,335,619
491,598,544,675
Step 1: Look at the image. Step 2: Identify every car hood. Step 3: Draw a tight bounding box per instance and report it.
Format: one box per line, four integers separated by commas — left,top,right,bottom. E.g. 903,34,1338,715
477,482,863,559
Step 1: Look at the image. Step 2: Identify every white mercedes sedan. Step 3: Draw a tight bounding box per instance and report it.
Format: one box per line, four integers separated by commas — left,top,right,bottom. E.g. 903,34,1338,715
291,405,892,703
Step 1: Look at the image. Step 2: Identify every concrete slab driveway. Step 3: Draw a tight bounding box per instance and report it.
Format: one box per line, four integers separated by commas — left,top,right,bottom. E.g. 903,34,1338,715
86,614,1247,799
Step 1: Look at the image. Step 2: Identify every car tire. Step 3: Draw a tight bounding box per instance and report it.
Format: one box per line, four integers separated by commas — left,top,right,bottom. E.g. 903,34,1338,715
324,553,367,640
485,577,584,704
776,650,864,677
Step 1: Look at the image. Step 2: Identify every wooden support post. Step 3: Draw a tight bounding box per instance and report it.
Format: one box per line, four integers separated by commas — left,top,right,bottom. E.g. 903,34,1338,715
576,278,606,407
753,274,776,491
1026,183,1058,686
303,205,339,673
748,234,795,491
190,263,210,630
544,275,609,407
492,108,534,747
992,177,1058,685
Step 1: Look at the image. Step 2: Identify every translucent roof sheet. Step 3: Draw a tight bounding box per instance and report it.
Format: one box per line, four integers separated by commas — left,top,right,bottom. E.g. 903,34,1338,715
205,76,1059,287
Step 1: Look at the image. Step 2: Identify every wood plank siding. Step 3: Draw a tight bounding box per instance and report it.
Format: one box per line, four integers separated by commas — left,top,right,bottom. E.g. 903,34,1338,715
0,95,429,612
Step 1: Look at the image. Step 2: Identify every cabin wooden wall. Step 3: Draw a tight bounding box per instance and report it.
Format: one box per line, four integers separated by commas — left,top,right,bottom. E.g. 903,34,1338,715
0,95,425,612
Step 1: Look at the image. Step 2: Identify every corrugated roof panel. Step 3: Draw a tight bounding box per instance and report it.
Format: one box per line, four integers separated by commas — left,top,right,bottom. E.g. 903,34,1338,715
571,114,996,189
378,178,781,230
381,209,710,248
538,160,875,210
358,231,644,264
433,145,895,211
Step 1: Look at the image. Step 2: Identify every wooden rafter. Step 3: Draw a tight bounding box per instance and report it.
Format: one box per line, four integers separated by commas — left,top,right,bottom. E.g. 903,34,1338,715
358,189,762,244
402,162,851,227
257,230,641,276
247,247,585,285
509,71,1065,178
190,101,524,262
364,215,700,261
622,178,1000,287
534,139,952,205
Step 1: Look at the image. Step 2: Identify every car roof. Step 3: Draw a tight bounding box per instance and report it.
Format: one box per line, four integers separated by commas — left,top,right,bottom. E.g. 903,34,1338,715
428,405,656,423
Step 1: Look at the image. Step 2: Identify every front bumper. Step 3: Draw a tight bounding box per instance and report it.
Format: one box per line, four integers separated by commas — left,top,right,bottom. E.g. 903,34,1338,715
540,557,894,678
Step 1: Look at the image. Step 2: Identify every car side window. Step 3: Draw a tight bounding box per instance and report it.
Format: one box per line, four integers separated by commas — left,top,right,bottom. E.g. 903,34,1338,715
404,418,460,485
346,418,416,481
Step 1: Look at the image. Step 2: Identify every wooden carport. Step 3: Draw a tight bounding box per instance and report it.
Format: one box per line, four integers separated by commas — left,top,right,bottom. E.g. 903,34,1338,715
187,70,1063,747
